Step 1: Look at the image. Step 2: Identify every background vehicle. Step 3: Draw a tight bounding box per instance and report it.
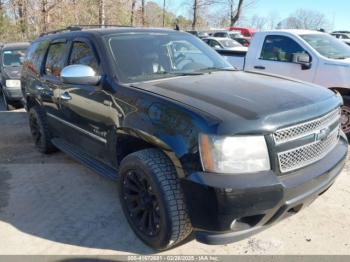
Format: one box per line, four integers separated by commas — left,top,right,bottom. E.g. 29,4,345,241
0,42,29,110
212,31,251,46
22,26,347,251
186,30,209,39
203,37,248,68
203,37,248,52
221,29,350,136
331,32,350,46
228,27,256,38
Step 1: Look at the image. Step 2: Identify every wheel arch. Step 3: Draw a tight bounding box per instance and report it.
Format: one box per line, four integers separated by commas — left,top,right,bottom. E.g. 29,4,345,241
329,87,350,97
114,127,186,178
25,95,41,111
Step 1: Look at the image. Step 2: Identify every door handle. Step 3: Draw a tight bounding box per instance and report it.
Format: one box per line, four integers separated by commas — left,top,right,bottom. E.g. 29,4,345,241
254,66,266,70
60,92,72,101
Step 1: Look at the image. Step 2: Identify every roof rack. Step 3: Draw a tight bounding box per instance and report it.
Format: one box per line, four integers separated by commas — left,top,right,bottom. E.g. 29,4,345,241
40,24,134,37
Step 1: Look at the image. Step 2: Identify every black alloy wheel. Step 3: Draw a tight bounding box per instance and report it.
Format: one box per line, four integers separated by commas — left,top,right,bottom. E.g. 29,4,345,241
28,107,56,154
121,170,161,237
118,149,192,250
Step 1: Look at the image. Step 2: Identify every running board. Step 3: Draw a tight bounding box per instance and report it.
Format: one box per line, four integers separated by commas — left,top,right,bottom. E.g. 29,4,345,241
51,138,118,181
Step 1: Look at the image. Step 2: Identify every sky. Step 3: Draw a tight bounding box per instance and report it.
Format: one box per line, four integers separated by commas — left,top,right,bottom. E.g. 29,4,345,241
154,0,350,30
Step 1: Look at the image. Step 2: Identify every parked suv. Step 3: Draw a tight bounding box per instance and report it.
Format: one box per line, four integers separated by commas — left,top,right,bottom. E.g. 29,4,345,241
0,42,29,110
22,26,348,250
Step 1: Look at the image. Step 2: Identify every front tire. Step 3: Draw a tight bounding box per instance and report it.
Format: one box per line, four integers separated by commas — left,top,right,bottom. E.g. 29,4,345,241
119,149,192,250
28,106,56,154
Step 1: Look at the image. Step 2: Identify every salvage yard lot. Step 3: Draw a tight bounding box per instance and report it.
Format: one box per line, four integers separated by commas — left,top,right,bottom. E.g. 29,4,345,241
0,102,350,255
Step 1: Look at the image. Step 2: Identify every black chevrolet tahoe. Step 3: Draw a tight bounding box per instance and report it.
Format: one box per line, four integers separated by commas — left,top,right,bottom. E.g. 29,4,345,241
21,26,348,250
0,42,29,110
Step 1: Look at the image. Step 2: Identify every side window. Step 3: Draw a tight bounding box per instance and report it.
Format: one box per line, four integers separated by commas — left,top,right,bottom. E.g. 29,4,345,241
260,35,305,62
24,40,49,75
45,42,67,78
69,41,99,72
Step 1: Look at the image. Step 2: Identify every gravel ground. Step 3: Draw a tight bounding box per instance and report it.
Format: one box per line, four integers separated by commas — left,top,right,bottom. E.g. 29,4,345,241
0,100,349,256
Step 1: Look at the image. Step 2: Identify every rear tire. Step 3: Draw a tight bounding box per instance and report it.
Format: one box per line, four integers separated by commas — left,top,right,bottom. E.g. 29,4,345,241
119,149,192,250
28,106,56,154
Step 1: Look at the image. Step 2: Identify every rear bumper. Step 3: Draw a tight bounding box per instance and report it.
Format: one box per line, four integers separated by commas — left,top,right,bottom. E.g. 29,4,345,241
182,135,348,245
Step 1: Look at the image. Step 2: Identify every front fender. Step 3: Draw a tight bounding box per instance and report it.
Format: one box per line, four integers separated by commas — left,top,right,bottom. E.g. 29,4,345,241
119,101,218,176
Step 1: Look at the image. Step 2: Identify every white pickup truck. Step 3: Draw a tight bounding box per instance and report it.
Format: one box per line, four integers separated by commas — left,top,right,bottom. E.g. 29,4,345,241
224,29,350,135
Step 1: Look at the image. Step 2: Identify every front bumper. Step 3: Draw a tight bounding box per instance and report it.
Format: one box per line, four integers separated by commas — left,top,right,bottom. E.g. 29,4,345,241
3,85,23,101
181,135,348,245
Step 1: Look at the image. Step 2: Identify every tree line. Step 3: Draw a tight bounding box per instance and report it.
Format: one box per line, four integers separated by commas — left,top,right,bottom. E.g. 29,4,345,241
0,0,331,43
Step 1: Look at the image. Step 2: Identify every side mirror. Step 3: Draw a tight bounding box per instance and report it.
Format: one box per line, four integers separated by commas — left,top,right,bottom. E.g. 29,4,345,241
293,53,311,70
60,64,101,85
214,45,222,50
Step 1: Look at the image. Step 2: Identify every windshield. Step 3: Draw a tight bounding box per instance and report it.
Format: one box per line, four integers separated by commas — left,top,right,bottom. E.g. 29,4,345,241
301,34,350,59
107,32,233,83
2,49,27,67
219,39,241,48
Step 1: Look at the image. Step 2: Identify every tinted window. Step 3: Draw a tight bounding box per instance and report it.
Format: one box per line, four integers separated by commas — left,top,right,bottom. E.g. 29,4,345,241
260,35,305,62
45,42,67,78
69,42,99,72
2,49,27,67
25,41,49,75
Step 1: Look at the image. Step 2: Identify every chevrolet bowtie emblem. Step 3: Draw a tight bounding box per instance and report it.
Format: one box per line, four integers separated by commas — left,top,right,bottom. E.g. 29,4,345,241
315,127,331,142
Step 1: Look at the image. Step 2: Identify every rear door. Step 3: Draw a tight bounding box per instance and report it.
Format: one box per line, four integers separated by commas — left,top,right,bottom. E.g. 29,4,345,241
58,38,114,163
40,39,70,136
246,34,318,82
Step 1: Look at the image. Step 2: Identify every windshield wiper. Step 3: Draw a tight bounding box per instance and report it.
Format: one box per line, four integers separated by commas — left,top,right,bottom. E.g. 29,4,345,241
198,67,236,72
152,71,204,76
173,72,204,76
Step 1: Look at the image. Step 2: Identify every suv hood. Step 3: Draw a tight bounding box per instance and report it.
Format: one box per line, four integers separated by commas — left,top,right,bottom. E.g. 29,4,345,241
133,71,341,134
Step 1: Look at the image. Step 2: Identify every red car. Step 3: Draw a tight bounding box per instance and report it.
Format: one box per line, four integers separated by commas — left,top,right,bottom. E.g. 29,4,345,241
228,27,256,38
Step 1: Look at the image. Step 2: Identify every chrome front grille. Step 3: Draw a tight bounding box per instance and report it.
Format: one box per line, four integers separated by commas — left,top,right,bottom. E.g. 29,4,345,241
278,129,339,173
274,108,341,173
274,108,341,144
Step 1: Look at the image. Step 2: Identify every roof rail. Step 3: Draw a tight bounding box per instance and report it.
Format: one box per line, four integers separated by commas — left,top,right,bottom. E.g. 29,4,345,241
40,26,82,37
70,24,134,29
40,24,134,37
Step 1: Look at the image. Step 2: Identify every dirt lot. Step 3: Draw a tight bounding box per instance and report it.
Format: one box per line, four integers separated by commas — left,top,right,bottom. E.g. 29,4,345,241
0,100,350,255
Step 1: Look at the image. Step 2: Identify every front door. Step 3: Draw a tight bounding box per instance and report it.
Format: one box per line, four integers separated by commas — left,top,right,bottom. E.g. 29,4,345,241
248,35,318,82
58,39,114,164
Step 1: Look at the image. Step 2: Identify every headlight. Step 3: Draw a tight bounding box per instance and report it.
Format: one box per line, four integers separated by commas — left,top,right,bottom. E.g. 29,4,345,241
5,79,21,89
199,134,270,174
